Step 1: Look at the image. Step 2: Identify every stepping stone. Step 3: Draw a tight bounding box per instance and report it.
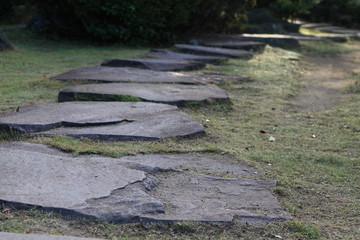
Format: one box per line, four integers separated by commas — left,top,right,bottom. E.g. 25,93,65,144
51,66,206,85
173,44,253,59
0,232,104,240
146,49,227,64
0,143,291,225
0,102,204,141
58,83,230,106
225,34,315,47
101,58,206,71
301,23,332,29
203,41,266,52
51,66,246,85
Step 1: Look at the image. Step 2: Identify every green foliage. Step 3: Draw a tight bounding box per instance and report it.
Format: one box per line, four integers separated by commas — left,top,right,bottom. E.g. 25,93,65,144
308,0,360,27
286,221,321,239
0,0,34,23
256,0,319,21
32,0,255,44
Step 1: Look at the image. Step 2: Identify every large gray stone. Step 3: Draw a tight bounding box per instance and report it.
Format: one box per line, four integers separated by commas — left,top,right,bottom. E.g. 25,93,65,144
224,34,307,47
0,143,290,225
0,232,104,240
0,102,204,140
301,23,332,29
173,44,253,59
58,83,230,106
237,33,354,45
51,66,249,85
146,49,227,64
203,41,266,52
51,66,223,85
51,66,209,85
101,58,206,71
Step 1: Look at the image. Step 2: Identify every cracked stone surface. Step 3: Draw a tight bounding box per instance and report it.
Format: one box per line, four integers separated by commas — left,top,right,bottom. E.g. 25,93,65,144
101,58,206,71
174,44,253,59
0,102,204,140
0,143,291,225
203,41,266,52
0,232,104,240
58,83,230,106
146,49,227,64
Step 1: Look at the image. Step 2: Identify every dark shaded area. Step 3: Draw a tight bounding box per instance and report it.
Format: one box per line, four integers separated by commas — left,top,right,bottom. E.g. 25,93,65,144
306,0,360,28
27,0,255,45
0,34,14,50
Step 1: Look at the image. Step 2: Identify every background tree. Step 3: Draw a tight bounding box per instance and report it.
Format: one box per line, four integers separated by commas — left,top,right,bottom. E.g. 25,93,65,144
31,0,255,44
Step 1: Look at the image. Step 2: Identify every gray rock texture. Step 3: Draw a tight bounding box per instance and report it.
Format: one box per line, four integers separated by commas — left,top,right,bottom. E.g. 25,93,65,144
146,49,227,64
58,83,230,106
174,44,253,59
51,66,220,85
226,34,304,47
101,58,206,71
203,41,266,52
0,102,204,140
0,143,290,225
0,232,104,240
51,66,250,85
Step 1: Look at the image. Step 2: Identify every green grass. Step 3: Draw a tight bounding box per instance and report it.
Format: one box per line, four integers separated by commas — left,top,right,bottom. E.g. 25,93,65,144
1,25,360,239
0,25,147,113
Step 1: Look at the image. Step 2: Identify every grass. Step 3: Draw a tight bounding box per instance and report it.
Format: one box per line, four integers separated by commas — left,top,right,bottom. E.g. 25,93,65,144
1,25,360,239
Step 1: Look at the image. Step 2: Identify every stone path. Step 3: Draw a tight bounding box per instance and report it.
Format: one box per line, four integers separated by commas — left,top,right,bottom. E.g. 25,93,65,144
302,22,360,36
0,29,297,239
198,33,353,48
51,66,202,84
0,143,290,225
174,44,253,58
101,58,206,71
202,41,266,52
0,232,104,240
58,83,229,106
146,49,227,63
51,66,242,85
0,102,204,140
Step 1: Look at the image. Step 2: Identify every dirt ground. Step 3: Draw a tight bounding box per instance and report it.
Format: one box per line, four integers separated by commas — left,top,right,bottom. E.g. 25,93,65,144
294,42,360,112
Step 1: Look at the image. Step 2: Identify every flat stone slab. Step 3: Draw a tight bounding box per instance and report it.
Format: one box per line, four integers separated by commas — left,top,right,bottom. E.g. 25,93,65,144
51,66,249,85
0,143,290,225
301,23,332,29
146,49,227,64
173,44,253,59
225,34,319,47
0,102,204,141
51,66,210,85
0,232,104,240
203,41,266,52
101,58,206,71
58,83,230,106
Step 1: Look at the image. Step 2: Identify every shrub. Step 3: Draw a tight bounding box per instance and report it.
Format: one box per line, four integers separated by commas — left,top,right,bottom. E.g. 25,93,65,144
307,0,360,28
32,0,255,45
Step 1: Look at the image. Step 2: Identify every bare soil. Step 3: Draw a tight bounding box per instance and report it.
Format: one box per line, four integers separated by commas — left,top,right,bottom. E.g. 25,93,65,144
294,43,360,112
